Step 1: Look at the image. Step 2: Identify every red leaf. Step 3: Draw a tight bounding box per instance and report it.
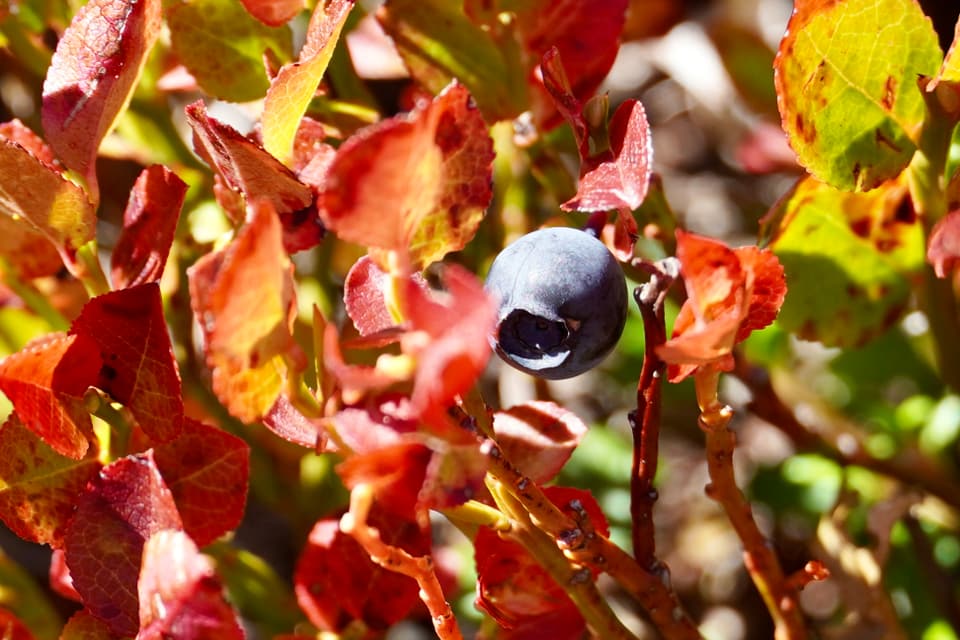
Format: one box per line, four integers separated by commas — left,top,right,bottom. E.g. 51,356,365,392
562,99,653,212
540,48,588,158
41,0,162,200
60,609,119,640
0,333,101,458
239,0,303,26
294,510,428,631
401,265,495,431
185,101,315,227
110,165,187,289
320,81,494,268
475,486,608,636
153,419,249,547
337,442,431,522
657,231,786,382
0,610,35,640
71,283,184,443
64,452,183,637
50,549,82,602
928,209,960,278
0,139,96,276
516,0,628,129
138,530,244,640
344,256,429,336
0,416,100,547
492,401,587,484
263,395,325,448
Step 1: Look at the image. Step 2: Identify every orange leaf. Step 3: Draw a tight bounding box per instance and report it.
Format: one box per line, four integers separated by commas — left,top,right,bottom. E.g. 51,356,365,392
320,81,493,269
0,333,101,459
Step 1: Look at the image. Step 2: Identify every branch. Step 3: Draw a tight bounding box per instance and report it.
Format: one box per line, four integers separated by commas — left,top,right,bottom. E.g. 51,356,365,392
628,258,678,567
695,370,812,640
340,484,463,640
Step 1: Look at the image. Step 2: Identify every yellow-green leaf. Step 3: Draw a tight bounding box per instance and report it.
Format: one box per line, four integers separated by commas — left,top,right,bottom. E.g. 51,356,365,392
262,0,355,165
167,0,292,103
763,175,923,346
775,0,942,191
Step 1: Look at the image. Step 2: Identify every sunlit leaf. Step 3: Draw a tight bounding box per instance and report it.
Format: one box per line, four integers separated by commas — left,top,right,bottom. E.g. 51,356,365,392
763,175,922,346
377,0,529,122
0,139,95,276
138,530,244,639
262,395,324,448
562,99,653,212
262,0,355,165
0,119,59,170
239,0,303,27
321,82,494,269
167,0,292,102
294,509,428,631
0,610,35,640
658,231,786,383
49,549,81,603
153,419,249,547
71,283,184,443
64,452,183,637
0,416,100,547
493,401,587,484
110,165,187,290
0,333,101,458
41,0,161,199
186,101,313,215
774,0,941,191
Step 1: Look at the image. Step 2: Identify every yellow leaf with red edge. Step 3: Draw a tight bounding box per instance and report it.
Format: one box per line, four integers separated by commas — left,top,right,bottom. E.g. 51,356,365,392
321,82,493,269
262,0,356,165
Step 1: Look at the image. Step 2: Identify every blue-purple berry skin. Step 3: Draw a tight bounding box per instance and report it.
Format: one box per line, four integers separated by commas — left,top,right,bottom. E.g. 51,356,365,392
485,227,628,379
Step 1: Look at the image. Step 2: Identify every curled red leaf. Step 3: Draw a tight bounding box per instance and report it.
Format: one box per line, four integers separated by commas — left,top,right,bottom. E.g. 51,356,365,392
493,401,587,484
928,209,960,278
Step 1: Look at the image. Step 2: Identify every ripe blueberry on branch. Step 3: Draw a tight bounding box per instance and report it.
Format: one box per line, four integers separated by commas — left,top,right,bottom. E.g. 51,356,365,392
485,227,628,379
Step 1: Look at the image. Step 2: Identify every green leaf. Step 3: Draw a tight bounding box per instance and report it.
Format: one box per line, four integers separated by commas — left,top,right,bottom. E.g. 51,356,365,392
167,0,292,103
377,0,528,123
763,175,923,346
775,0,942,191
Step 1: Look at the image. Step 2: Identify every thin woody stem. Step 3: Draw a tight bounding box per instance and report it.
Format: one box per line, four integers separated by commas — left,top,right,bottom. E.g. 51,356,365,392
629,258,678,567
341,484,462,640
695,370,811,640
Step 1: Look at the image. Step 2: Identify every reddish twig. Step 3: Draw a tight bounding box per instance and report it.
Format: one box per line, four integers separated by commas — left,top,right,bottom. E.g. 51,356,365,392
341,484,463,640
628,258,678,567
695,371,813,640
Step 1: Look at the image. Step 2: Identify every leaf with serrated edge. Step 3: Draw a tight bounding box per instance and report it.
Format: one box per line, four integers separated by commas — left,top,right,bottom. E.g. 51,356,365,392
774,0,941,191
111,165,187,290
64,452,183,637
138,530,244,639
41,0,161,200
0,333,101,459
0,140,95,276
153,419,249,547
71,283,184,443
0,416,101,547
764,175,922,346
262,0,355,165
167,0,292,102
321,82,493,269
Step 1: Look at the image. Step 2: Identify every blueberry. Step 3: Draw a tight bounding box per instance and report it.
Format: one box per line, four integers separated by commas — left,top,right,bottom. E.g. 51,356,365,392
485,227,628,379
